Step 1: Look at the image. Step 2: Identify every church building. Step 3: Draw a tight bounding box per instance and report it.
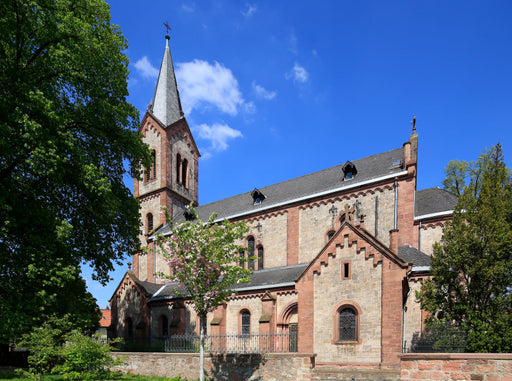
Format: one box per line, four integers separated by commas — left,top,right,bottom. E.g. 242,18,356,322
110,34,457,367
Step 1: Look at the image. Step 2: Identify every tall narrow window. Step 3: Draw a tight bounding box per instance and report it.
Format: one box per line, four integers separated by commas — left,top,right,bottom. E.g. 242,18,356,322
181,158,188,187
160,315,168,337
338,307,357,342
147,213,153,234
151,150,156,180
125,317,133,339
257,246,264,270
247,237,255,270
241,310,250,336
176,154,182,184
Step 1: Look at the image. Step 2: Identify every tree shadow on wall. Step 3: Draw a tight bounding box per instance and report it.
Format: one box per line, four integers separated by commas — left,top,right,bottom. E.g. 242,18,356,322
207,353,266,381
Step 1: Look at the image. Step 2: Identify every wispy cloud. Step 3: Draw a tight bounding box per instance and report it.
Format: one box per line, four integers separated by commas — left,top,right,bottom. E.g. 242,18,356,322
134,56,159,79
194,123,243,157
242,3,257,17
176,60,244,115
182,3,195,13
252,81,277,100
286,62,309,83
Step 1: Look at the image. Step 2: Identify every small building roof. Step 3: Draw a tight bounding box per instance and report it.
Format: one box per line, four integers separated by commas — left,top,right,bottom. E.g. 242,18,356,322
148,264,308,302
99,308,111,328
415,187,458,218
397,245,431,267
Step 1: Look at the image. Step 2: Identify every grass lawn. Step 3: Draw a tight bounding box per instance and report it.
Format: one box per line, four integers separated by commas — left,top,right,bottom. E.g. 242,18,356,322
0,370,192,381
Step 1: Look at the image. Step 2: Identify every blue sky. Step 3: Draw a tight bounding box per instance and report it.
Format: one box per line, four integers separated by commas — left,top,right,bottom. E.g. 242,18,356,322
85,1,512,308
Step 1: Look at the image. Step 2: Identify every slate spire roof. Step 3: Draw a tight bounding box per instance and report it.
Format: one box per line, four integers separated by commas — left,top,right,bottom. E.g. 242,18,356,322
150,34,184,127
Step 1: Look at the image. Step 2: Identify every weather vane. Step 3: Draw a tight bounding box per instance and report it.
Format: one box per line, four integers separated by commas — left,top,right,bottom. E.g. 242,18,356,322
164,21,171,36
411,116,416,133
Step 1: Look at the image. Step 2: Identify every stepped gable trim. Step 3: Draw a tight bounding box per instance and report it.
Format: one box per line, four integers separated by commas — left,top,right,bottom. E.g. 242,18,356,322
110,272,153,303
296,222,409,281
165,118,200,158
141,111,200,158
276,290,298,297
140,118,162,138
298,184,394,211
419,220,447,229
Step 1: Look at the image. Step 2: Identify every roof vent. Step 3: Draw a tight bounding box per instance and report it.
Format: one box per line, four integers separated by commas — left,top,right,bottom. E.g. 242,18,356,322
183,206,195,221
251,188,266,205
342,161,357,180
391,159,403,169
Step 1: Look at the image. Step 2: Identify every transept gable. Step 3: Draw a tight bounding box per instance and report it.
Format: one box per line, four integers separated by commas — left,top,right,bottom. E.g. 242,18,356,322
296,220,409,281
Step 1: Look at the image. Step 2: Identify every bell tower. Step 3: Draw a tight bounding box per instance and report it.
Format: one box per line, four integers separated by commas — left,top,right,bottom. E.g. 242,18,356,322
133,32,200,281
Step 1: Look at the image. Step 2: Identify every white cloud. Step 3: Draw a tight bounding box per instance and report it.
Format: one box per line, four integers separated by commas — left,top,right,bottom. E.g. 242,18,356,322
134,56,159,79
176,60,244,115
242,3,257,17
182,3,195,12
194,123,243,153
286,62,309,83
252,81,277,100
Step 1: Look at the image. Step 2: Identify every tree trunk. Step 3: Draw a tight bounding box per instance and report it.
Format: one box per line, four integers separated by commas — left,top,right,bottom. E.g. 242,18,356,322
199,313,206,381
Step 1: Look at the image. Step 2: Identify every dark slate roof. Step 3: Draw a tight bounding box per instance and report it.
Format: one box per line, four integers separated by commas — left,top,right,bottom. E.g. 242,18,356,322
128,272,163,296
415,187,458,218
397,245,431,267
156,147,405,235
148,264,308,302
231,264,308,291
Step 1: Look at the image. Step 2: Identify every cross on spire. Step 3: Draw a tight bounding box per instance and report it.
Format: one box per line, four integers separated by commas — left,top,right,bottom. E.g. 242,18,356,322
164,21,171,39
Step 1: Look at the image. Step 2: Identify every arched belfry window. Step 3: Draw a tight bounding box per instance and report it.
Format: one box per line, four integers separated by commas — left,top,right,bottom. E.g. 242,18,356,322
146,213,154,234
181,158,188,188
145,150,157,182
151,150,156,179
176,153,182,184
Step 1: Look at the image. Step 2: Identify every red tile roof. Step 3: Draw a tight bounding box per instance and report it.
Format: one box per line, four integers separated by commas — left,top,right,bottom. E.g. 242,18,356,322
99,308,111,328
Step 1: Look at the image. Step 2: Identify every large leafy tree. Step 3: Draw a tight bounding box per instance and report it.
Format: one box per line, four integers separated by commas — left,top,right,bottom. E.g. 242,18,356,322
0,0,151,341
154,207,251,381
418,144,512,352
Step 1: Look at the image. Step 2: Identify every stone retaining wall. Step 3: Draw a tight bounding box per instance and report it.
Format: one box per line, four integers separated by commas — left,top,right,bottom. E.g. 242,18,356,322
400,353,512,381
111,352,316,381
112,352,512,380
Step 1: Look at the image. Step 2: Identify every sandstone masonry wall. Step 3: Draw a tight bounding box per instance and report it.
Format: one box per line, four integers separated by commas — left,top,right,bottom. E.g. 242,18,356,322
112,352,316,381
400,353,512,381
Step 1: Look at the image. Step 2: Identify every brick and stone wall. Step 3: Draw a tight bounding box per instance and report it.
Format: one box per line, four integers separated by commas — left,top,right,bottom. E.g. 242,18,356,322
112,352,316,381
400,353,512,381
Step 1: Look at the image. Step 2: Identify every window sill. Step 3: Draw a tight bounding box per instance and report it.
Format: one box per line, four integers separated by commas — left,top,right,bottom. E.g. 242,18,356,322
333,340,360,345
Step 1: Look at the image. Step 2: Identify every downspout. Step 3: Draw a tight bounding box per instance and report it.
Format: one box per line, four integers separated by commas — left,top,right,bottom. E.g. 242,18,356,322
418,221,422,252
394,180,398,230
402,287,412,352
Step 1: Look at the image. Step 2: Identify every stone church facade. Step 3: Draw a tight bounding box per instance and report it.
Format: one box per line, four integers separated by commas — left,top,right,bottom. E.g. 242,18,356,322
110,35,457,367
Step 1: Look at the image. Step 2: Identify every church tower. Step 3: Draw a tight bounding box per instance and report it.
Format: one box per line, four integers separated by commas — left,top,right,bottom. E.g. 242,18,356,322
133,33,200,282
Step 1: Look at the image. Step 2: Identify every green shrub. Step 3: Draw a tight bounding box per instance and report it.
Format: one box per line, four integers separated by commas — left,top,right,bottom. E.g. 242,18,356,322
53,331,123,380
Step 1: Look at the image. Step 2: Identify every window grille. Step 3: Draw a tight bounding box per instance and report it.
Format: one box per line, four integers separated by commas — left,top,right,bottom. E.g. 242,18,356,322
339,307,357,341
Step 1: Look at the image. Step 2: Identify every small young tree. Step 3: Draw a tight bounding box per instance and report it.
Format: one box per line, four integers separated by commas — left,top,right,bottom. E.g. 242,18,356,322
154,206,251,381
418,144,512,352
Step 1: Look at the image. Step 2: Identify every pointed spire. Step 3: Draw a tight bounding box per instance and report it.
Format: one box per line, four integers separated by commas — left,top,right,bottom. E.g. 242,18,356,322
150,33,184,127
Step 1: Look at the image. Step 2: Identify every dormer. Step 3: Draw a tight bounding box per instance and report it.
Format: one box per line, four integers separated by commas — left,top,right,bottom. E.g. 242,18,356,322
251,188,266,205
342,161,357,180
